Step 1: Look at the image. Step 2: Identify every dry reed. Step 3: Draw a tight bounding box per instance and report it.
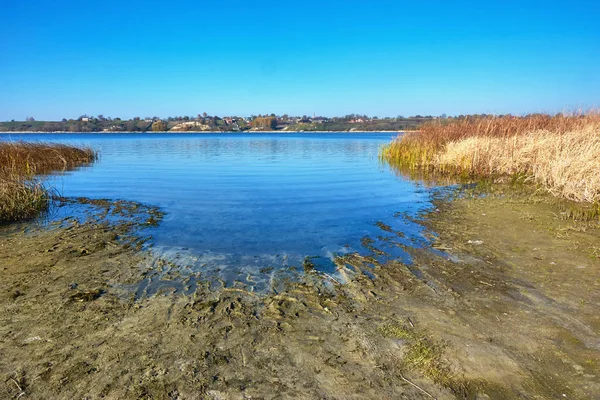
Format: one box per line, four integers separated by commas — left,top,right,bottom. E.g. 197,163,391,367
0,141,96,222
0,178,49,222
0,141,96,176
381,113,600,203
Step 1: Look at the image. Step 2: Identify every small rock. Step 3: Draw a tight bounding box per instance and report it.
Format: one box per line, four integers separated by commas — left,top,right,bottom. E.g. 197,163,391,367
468,240,484,245
70,289,104,302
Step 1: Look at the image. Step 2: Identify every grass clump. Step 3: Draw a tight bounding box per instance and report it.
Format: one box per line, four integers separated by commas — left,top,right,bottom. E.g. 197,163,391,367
379,321,470,396
0,141,96,223
381,113,600,205
379,323,451,384
0,141,96,176
0,179,49,222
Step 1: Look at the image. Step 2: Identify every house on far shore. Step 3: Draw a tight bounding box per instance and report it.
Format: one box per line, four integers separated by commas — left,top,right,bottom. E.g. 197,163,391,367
81,117,90,122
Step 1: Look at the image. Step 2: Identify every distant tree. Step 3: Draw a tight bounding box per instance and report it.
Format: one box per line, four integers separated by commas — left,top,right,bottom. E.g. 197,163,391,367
43,122,62,132
252,117,277,130
125,120,139,131
61,118,67,122
203,112,208,118
152,121,167,132
26,116,35,121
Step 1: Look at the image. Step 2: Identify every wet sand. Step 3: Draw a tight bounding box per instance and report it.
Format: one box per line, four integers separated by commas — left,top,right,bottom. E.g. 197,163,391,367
0,192,598,399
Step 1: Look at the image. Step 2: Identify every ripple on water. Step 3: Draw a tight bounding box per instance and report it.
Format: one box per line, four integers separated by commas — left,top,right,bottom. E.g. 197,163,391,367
1,132,435,292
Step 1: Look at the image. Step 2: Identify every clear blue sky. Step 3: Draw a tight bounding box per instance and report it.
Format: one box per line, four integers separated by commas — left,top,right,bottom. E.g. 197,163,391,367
1,0,598,120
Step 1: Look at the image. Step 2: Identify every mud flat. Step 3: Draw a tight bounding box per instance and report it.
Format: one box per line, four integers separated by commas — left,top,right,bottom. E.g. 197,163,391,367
404,190,600,399
1,190,599,399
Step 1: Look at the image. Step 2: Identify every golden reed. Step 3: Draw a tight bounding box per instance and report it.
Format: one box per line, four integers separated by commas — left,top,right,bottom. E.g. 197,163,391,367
381,113,600,204
0,141,96,222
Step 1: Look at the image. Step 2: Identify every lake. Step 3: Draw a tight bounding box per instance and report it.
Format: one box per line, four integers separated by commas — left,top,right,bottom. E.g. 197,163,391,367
1,132,434,291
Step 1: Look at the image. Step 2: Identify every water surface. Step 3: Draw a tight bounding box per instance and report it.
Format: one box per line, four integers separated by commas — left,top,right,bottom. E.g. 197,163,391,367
1,132,433,290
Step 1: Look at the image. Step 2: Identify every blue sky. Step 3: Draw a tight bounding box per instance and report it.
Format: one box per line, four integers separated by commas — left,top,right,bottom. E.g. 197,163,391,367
1,0,598,120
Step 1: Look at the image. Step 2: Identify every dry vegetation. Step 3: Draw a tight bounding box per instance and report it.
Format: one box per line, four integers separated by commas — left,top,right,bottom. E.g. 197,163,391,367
0,141,96,222
381,113,600,204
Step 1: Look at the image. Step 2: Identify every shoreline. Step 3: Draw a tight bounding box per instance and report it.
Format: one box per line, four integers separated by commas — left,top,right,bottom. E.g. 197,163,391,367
1,186,599,398
0,130,407,134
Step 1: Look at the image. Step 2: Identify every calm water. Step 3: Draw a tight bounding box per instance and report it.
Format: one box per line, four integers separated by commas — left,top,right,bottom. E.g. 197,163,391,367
1,132,433,291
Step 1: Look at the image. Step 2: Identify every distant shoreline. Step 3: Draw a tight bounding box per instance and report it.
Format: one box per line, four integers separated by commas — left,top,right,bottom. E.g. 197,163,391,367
0,130,410,134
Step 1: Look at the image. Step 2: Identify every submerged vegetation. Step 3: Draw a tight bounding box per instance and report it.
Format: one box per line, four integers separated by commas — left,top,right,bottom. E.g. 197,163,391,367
381,113,600,207
0,141,96,222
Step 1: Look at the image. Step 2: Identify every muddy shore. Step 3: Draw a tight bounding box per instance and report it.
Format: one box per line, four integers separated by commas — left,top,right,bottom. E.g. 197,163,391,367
0,192,598,399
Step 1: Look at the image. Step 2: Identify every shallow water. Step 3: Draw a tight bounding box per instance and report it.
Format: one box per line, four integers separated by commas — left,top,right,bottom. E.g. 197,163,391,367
1,132,433,289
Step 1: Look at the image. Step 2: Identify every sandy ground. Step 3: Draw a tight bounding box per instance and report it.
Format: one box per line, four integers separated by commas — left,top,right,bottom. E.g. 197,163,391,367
0,192,598,399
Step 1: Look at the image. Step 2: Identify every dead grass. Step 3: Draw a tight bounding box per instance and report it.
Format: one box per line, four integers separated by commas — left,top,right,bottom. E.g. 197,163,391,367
0,141,96,223
381,113,600,204
0,178,49,222
379,322,470,396
0,141,96,177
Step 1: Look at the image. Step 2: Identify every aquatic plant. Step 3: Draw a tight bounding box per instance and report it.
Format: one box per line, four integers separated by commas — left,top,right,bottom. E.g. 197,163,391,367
0,178,49,222
0,141,96,222
381,113,600,204
0,141,96,176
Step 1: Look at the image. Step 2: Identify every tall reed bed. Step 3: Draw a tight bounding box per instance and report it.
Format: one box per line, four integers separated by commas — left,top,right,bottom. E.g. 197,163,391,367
0,141,96,222
380,113,600,204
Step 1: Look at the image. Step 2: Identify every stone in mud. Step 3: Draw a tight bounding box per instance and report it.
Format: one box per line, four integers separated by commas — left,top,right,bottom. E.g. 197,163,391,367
69,289,104,302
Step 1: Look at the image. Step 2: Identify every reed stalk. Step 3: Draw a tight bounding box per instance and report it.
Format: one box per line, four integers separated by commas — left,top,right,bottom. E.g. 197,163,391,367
381,113,600,204
0,141,96,222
